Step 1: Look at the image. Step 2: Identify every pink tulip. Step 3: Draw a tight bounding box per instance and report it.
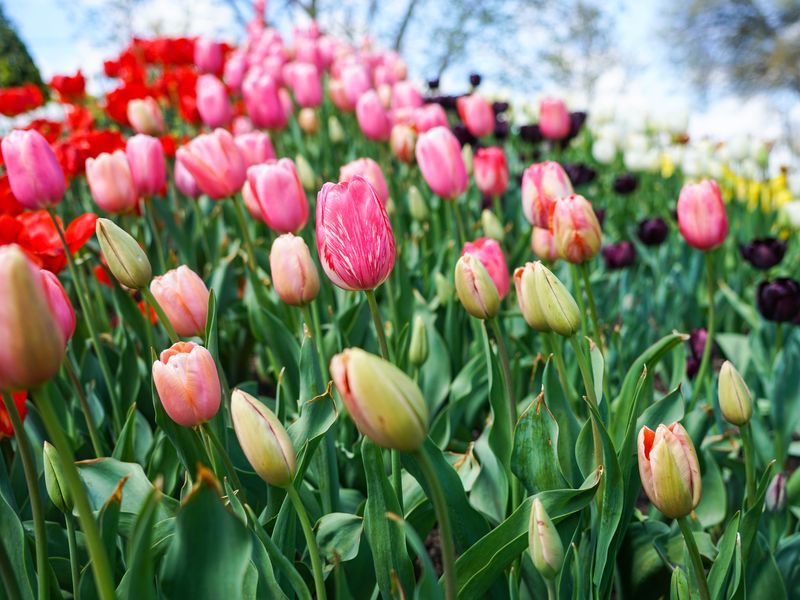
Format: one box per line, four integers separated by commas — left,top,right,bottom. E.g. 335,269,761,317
269,234,320,306
341,64,371,108
531,227,558,261
242,181,264,222
316,176,395,291
457,94,495,138
235,131,276,167
462,237,509,299
1,130,66,209
246,159,309,232
176,129,246,199
150,266,210,337
194,37,224,74
551,194,602,264
390,124,415,164
415,104,448,133
86,150,138,213
521,161,574,228
196,74,233,128
288,62,322,108
328,78,352,111
126,134,166,197
40,270,75,342
339,158,389,206
539,97,571,141
152,342,221,428
243,72,288,130
294,38,322,71
232,115,255,135
473,147,509,197
279,87,294,119
677,179,728,251
415,126,468,199
224,50,247,90
126,97,165,135
356,90,392,142
391,81,423,111
174,156,201,199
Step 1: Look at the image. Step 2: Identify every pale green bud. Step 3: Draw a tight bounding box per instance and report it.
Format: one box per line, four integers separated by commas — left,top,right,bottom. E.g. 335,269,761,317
43,441,72,513
461,144,473,175
513,261,579,337
295,154,316,192
96,218,152,289
408,185,429,222
528,497,564,580
435,272,453,304
408,315,428,367
455,254,500,320
718,360,752,426
481,209,504,241
328,116,345,144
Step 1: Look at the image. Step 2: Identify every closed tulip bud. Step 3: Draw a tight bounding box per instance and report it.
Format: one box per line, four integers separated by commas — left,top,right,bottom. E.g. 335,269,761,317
234,131,276,167
390,124,416,163
150,266,210,337
514,261,580,336
340,158,389,206
765,472,787,512
677,179,728,251
481,209,504,241
531,227,558,261
1,129,66,209
176,129,246,199
243,72,288,130
718,360,752,426
40,270,76,342
637,422,702,519
126,97,165,135
316,177,395,291
96,218,152,289
474,147,509,197
43,441,71,513
328,115,345,143
416,126,469,200
455,254,500,320
86,150,137,213
295,154,316,191
461,144,473,175
539,97,571,141
196,74,233,128
126,134,166,198
552,194,602,263
297,107,319,134
408,315,428,367
247,159,309,233
0,246,66,391
462,237,509,299
435,272,453,304
269,234,320,306
528,497,564,580
456,93,495,138
330,348,428,451
521,161,574,228
356,90,392,142
231,389,296,487
152,342,221,428
408,186,429,222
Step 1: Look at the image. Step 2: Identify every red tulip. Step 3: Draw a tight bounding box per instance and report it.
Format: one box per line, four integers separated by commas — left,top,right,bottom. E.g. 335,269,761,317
473,147,509,197
457,93,495,137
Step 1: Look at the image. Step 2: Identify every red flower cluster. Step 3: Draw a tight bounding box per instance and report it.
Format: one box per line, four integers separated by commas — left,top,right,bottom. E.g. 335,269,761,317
0,391,27,438
50,71,86,103
0,84,44,116
54,129,127,178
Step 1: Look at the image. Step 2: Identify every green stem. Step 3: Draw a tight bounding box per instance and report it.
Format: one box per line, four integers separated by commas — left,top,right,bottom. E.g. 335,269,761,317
677,516,711,600
569,264,588,341
302,304,328,381
568,337,603,473
231,196,259,273
35,385,116,600
489,318,517,424
140,287,180,344
0,537,21,600
547,333,577,412
188,196,212,269
144,197,167,273
364,289,390,360
689,252,716,410
1,392,48,600
492,194,503,222
65,513,81,600
741,423,756,510
65,357,104,457
286,485,327,600
415,449,457,600
579,263,605,354
451,199,468,246
545,578,557,600
202,423,245,502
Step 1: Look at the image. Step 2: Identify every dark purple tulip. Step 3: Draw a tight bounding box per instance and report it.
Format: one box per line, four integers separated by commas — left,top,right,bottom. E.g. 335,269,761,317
757,278,800,323
439,95,458,110
612,173,638,194
686,356,700,379
493,119,509,139
451,123,476,147
686,327,716,379
637,217,669,246
469,73,482,87
740,238,787,270
568,111,587,138
519,124,543,144
594,207,606,227
602,241,636,270
492,101,509,114
427,78,440,90
564,163,597,186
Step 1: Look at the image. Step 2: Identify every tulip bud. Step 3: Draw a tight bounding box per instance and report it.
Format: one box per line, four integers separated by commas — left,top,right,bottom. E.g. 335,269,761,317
461,144,474,175
481,209,504,241
269,234,320,306
765,472,787,512
96,218,152,289
408,186,429,222
454,254,500,320
247,159,309,233
552,194,602,264
528,497,564,580
457,93,495,138
531,227,558,261
43,441,71,513
462,237,509,299
718,361,752,426
514,261,580,336
231,389,296,487
330,348,428,451
435,272,453,304
40,270,76,342
637,422,702,519
408,315,428,367
390,124,416,163
298,107,319,134
127,97,165,136
415,126,469,200
295,154,316,192
328,115,345,143
150,266,210,338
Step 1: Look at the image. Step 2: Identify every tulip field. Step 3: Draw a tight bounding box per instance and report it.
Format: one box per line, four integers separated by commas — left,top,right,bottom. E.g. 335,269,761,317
1,5,800,600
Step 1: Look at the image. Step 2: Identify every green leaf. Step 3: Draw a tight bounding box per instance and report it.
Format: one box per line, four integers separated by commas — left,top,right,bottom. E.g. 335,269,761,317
112,403,138,463
0,482,34,600
389,514,443,600
707,512,740,599
670,567,690,600
317,513,363,567
511,394,568,495
119,486,162,600
718,281,762,331
542,358,580,487
694,449,727,528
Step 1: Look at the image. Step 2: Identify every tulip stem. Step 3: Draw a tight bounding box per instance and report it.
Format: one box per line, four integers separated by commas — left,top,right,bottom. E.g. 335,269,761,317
579,263,605,354
569,264,588,341
546,333,577,413
677,516,711,600
489,318,517,425
1,392,48,600
140,287,180,343
65,355,104,457
286,484,327,600
202,422,245,502
689,252,716,410
414,449,457,600
65,513,80,600
568,337,603,474
303,304,328,381
451,199,468,246
231,196,259,274
741,423,756,510
364,289,390,361
35,384,117,600
545,579,557,600
143,197,167,273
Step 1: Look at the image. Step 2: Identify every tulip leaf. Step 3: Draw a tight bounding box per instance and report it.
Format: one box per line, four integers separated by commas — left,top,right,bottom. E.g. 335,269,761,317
390,514,443,600
542,358,581,487
670,566,690,600
112,403,139,463
0,480,34,600
316,512,363,567
695,448,727,528
707,512,740,599
511,393,568,495
419,311,452,416
118,485,162,600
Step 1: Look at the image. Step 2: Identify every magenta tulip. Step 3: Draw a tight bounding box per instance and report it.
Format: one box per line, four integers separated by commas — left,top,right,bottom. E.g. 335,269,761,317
415,126,468,200
1,130,66,209
246,159,309,232
126,134,166,197
243,72,288,130
288,62,322,108
194,37,224,74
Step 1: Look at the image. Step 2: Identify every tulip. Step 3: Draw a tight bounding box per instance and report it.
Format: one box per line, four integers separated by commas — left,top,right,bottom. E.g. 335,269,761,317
415,103,448,133
269,234,320,306
637,422,701,519
521,161,573,228
0,246,66,390
677,179,728,251
234,131,276,167
339,158,389,207
43,441,71,513
196,74,233,128
243,72,288,130
454,253,500,320
552,194,602,264
531,227,558,261
613,173,638,195
756,278,800,323
232,116,254,135
330,348,428,451
740,238,787,270
176,129,246,199
126,97,165,135
408,185,429,222
96,218,152,289
390,124,416,163
150,266,210,338
539,97,571,140
295,154,316,191
765,473,787,512
391,80,423,111
456,93,494,137
602,241,636,270
174,156,201,198
194,37,224,74
297,107,319,134
356,90,392,142
231,389,296,487
242,181,264,222
473,147,509,197
408,315,428,367
718,361,752,426
316,177,395,291
86,150,138,213
1,129,66,209
126,134,167,198
224,50,247,89
247,159,309,233
40,270,75,342
0,392,26,438
341,63,371,108
462,237,509,299
415,126,468,200
289,62,322,107
528,497,564,580
481,209,504,242
637,217,669,246
514,261,580,336
152,342,221,428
